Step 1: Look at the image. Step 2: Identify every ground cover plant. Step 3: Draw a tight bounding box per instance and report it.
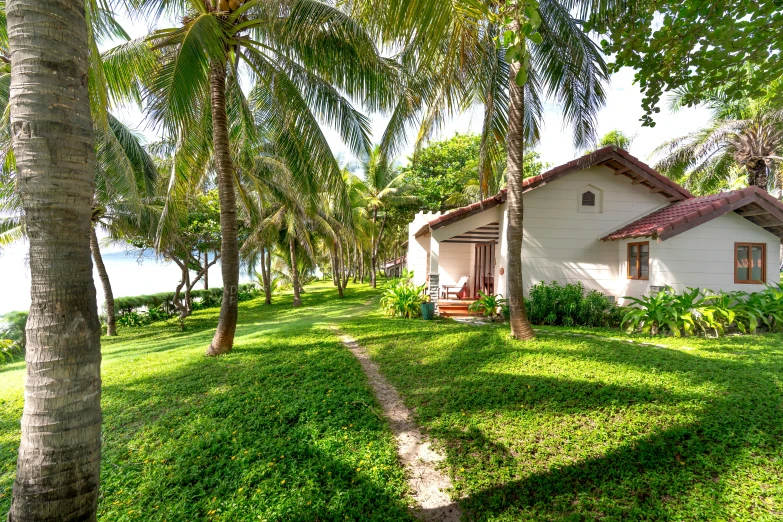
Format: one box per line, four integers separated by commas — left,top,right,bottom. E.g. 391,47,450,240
0,283,413,521
341,305,783,521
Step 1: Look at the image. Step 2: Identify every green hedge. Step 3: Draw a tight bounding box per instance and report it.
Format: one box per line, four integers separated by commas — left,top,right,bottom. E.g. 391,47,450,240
114,284,260,315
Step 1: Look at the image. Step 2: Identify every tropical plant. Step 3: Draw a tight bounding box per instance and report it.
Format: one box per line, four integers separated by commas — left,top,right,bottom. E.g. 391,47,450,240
653,99,783,193
380,279,426,319
622,290,690,336
359,145,416,288
468,292,508,321
130,0,395,354
0,311,27,363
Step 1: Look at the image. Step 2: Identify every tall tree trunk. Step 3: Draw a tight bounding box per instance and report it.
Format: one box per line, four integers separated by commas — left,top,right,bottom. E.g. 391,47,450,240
260,248,272,305
289,236,302,307
505,52,535,341
747,159,769,190
359,248,365,283
90,227,116,336
353,244,359,283
370,208,378,288
334,250,344,298
203,251,209,290
7,0,103,519
370,209,387,288
339,242,348,292
206,61,239,356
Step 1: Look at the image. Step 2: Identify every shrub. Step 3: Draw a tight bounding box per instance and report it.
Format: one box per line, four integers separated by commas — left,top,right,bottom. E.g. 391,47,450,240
0,311,28,363
468,292,507,321
623,284,783,337
622,290,689,336
527,281,620,328
380,279,426,319
117,311,151,328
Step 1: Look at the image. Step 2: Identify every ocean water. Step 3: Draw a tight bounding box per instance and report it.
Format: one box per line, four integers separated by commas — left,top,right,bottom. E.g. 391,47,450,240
0,243,252,315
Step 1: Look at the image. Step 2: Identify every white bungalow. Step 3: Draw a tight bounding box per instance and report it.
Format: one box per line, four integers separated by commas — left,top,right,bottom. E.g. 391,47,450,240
407,147,783,316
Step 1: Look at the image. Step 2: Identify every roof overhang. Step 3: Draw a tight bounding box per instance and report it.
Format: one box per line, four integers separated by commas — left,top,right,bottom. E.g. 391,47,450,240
601,187,783,242
413,146,692,238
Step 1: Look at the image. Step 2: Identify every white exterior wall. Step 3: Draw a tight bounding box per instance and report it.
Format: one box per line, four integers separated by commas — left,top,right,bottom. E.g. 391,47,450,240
514,166,666,299
407,211,441,286
439,243,473,288
409,167,783,303
651,212,778,295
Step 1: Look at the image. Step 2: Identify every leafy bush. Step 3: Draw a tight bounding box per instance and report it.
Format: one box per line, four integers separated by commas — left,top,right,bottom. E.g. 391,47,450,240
117,311,151,328
527,281,620,328
0,311,27,363
380,279,426,319
623,284,783,337
468,292,507,321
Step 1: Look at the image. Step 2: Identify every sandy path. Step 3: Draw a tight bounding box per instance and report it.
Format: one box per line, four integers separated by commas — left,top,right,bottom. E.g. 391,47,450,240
334,330,461,522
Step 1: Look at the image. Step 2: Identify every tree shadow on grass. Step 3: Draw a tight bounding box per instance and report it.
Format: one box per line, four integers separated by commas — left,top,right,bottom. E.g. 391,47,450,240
342,314,783,520
92,312,417,521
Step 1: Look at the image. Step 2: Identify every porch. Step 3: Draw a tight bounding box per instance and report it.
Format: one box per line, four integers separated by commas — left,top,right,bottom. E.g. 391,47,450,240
437,299,481,318
408,205,503,315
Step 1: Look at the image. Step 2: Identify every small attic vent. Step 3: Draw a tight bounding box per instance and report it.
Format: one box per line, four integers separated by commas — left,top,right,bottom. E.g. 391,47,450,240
581,191,596,207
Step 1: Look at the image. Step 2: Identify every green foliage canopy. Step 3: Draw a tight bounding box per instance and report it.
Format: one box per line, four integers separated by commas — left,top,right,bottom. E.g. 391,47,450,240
400,133,547,211
590,1,783,126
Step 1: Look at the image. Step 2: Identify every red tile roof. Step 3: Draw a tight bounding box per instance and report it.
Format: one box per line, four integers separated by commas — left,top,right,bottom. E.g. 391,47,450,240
415,146,693,237
601,187,783,241
415,147,783,242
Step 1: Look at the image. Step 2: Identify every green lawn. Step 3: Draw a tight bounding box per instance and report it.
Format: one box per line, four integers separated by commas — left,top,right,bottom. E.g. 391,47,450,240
0,283,414,521
341,311,783,521
2,284,782,521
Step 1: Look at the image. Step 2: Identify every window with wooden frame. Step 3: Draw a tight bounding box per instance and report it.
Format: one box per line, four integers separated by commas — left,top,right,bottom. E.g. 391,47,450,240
735,243,766,284
627,241,649,280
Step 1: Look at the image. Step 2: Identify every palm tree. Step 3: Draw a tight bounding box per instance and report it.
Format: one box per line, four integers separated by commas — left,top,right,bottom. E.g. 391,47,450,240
130,0,393,355
363,0,610,339
654,99,783,195
5,0,102,519
359,145,415,287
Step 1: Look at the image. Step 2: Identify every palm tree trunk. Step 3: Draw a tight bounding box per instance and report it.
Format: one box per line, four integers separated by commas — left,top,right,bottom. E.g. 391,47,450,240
747,159,769,190
338,241,348,292
260,248,272,305
370,209,378,288
90,227,116,336
505,54,535,341
206,61,239,356
359,247,365,283
353,243,359,283
289,236,302,307
7,0,102,519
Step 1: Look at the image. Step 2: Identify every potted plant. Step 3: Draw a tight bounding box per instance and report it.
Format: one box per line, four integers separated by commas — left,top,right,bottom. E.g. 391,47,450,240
420,294,435,320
